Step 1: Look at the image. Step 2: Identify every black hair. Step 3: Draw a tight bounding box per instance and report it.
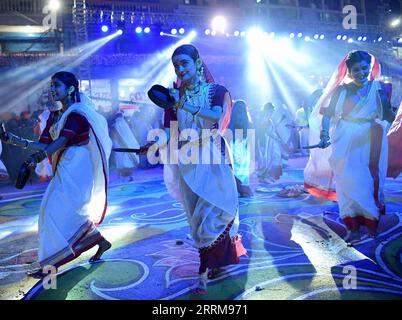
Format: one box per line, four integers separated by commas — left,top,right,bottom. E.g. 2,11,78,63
51,71,81,102
346,50,372,71
172,44,200,62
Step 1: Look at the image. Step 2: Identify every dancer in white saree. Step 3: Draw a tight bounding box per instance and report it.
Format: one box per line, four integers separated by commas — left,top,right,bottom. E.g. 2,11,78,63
228,99,254,197
304,51,395,242
142,44,246,294
258,102,293,183
109,111,139,177
1,72,112,277
0,141,9,181
34,109,54,181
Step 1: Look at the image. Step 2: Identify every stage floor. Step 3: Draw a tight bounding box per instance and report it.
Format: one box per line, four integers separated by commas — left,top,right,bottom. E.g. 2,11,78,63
0,157,401,300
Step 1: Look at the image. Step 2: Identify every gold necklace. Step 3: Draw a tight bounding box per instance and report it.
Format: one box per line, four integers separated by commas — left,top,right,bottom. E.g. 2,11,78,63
183,81,207,127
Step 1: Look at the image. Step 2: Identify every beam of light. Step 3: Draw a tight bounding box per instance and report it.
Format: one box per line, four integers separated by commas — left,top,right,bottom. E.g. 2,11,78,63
211,15,227,34
245,27,271,106
99,223,138,243
124,30,198,90
49,0,60,11
290,216,370,273
261,37,317,112
264,58,300,115
0,31,121,114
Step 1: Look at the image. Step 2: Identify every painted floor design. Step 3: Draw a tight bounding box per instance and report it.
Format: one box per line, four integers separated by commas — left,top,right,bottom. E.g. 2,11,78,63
0,160,401,300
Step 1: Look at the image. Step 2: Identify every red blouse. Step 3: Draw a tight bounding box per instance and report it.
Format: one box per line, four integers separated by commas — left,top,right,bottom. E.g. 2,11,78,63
39,111,90,146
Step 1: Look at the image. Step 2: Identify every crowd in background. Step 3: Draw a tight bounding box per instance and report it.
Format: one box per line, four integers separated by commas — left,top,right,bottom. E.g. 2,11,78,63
0,83,400,185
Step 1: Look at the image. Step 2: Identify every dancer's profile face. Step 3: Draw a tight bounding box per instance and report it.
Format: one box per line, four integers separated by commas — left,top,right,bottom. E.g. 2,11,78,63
349,60,370,86
50,78,70,102
172,54,199,84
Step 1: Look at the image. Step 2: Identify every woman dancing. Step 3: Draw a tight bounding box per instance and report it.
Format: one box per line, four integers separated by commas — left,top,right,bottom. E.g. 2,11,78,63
304,50,395,242
143,44,246,294
1,71,112,277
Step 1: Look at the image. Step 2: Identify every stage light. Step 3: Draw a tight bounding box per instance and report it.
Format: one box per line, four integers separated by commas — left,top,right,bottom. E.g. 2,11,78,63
305,36,311,41
211,30,217,36
211,16,226,33
205,29,211,35
347,38,354,43
357,36,362,41
390,18,400,27
297,32,303,38
117,29,123,35
378,36,383,42
234,30,240,37
179,28,185,34
101,25,109,33
49,0,60,11
342,35,347,40
398,38,402,43
171,28,177,35
336,35,342,40
362,36,367,41
144,27,151,34
313,34,319,40
160,31,164,36
246,27,264,42
240,31,246,37
320,34,325,40
135,27,142,34
289,33,295,38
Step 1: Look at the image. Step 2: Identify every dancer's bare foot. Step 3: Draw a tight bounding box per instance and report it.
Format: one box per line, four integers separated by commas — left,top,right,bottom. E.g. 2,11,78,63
192,273,208,295
89,238,112,263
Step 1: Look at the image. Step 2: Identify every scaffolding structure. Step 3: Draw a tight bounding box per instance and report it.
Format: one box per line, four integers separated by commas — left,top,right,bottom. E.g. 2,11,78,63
72,0,92,94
